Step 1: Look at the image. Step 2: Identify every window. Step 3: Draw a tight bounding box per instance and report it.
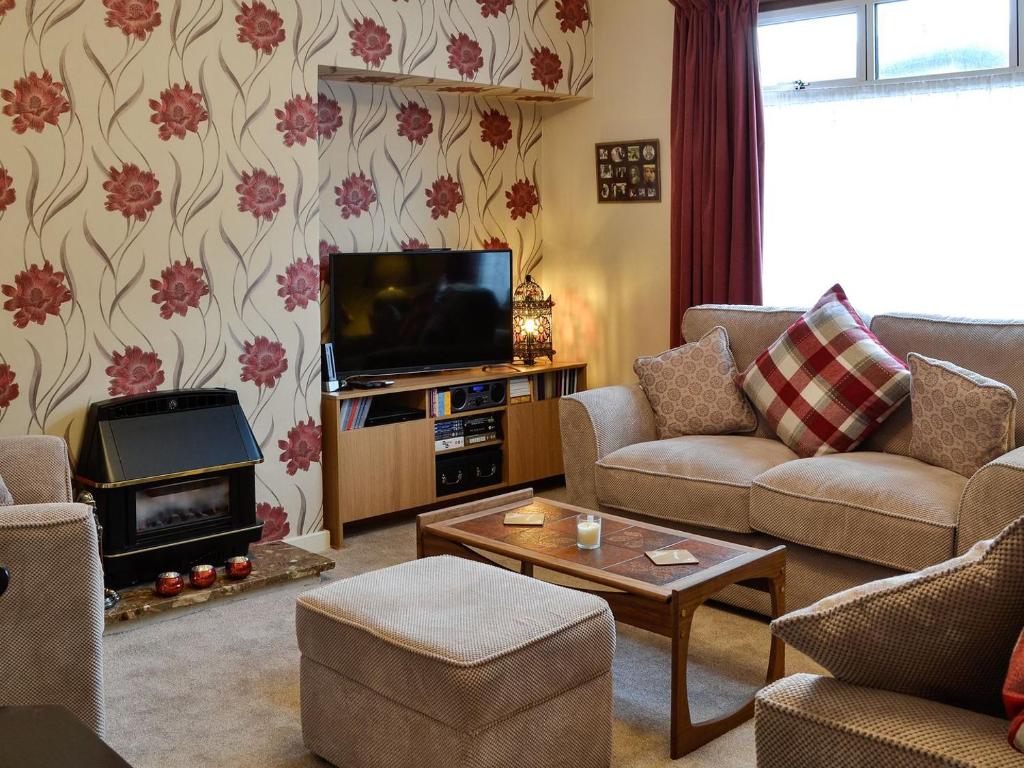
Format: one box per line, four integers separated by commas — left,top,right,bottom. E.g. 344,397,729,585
875,0,1013,79
760,0,1022,89
758,1,1024,318
759,8,863,87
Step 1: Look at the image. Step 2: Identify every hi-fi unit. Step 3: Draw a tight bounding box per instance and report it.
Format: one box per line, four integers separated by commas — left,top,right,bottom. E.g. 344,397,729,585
448,380,506,412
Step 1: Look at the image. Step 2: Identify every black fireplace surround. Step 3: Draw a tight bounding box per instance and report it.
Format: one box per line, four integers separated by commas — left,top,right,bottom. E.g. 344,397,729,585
76,389,264,587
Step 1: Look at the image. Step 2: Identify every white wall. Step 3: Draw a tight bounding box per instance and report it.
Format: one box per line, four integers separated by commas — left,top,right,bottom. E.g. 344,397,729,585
539,0,675,388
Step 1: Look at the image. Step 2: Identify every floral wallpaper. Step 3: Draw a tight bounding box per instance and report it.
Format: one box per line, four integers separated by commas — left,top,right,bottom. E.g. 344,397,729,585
0,0,592,543
318,81,544,285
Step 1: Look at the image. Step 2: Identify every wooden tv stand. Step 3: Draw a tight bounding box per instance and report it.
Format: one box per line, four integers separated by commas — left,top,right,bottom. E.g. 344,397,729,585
321,361,587,546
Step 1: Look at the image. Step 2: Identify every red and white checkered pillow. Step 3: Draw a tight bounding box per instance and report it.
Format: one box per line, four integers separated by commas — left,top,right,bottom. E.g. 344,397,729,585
735,285,910,458
1006,630,1024,753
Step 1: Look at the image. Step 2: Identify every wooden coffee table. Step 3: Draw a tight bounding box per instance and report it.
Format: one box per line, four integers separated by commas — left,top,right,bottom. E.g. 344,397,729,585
417,489,786,758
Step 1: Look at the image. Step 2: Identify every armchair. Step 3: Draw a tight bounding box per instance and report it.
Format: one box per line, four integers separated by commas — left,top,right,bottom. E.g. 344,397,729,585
0,435,106,736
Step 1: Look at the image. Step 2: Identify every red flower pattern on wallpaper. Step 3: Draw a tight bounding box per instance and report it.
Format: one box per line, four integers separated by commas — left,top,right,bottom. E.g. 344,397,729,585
556,0,590,33
319,240,332,282
335,172,376,219
256,502,289,541
482,237,508,250
479,109,512,149
149,83,207,141
106,346,165,396
476,0,512,18
236,1,285,54
396,102,432,145
401,239,429,250
102,0,161,41
425,175,463,220
437,85,485,93
447,33,484,79
506,179,539,220
0,0,15,19
150,259,209,319
0,167,14,213
0,364,18,409
350,17,392,68
317,92,343,140
2,71,70,134
239,336,288,388
278,418,322,475
275,93,317,147
530,47,563,91
103,164,162,221
277,257,319,311
236,169,286,221
2,262,72,328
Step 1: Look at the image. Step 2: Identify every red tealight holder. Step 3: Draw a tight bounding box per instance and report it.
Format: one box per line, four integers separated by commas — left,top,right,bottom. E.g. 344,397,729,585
189,564,217,589
155,572,184,597
225,555,252,580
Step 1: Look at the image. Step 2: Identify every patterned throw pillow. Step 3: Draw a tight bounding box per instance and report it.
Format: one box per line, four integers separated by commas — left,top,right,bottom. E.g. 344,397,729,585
1006,631,1024,753
634,326,756,439
735,284,910,458
909,353,1017,478
0,473,12,506
772,514,1024,716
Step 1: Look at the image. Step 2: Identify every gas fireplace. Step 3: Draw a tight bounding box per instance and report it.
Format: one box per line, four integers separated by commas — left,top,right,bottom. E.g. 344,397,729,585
76,389,264,587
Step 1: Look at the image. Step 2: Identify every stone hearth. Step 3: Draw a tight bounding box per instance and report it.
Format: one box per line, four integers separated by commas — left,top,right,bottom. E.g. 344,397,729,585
105,541,335,624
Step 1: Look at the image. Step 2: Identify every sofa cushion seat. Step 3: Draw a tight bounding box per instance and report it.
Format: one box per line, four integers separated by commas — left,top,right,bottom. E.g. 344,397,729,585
595,435,799,533
750,452,966,571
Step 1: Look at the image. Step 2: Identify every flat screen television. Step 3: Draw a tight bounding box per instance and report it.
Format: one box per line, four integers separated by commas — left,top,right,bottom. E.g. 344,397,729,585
329,249,514,378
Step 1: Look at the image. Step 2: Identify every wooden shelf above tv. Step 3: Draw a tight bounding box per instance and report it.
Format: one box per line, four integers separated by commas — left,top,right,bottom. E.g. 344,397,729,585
320,361,587,547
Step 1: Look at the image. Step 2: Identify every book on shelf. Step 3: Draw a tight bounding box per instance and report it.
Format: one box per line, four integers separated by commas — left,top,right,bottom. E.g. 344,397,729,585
339,397,372,431
430,388,454,418
534,369,580,401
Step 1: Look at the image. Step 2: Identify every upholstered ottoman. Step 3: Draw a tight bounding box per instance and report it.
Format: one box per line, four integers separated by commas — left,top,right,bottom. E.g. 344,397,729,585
295,555,616,768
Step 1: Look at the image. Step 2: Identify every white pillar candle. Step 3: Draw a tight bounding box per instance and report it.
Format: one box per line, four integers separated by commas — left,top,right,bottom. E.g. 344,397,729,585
577,519,601,548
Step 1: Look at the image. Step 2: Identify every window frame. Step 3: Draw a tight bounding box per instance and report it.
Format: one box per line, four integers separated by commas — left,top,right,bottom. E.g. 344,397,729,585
759,0,1024,91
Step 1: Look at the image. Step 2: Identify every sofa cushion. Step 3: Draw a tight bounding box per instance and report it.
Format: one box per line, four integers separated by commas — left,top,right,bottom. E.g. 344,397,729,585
750,452,965,571
770,515,1024,716
633,326,756,439
295,556,615,732
736,285,911,458
871,313,1024,453
596,435,799,533
756,674,1023,768
909,353,1017,478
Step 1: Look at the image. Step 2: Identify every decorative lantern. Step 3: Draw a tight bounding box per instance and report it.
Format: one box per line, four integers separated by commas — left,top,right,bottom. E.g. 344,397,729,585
512,275,555,366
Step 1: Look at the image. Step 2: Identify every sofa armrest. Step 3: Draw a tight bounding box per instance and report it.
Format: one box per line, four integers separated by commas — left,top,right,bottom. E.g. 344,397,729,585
559,385,657,509
956,445,1024,555
0,435,73,504
0,502,105,735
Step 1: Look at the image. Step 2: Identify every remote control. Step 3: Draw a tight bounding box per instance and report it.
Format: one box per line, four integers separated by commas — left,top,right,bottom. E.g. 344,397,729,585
349,380,395,389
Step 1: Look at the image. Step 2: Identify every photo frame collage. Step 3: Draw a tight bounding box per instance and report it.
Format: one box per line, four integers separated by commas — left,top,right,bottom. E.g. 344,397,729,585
596,139,661,203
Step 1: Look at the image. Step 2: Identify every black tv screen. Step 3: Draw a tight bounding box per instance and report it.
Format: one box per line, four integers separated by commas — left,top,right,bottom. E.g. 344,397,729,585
329,249,514,378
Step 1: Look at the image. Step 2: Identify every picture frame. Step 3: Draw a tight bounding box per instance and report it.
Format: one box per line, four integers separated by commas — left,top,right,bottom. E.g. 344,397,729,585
595,139,661,203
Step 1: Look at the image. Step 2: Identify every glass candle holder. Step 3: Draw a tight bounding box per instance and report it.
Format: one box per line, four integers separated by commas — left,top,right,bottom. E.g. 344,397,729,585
154,571,184,597
576,514,602,550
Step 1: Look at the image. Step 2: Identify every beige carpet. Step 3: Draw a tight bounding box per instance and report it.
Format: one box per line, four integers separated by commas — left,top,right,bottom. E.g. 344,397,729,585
104,509,824,767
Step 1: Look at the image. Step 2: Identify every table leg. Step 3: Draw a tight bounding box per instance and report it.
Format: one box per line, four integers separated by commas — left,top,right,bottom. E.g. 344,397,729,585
669,580,783,759
767,569,786,684
521,561,534,578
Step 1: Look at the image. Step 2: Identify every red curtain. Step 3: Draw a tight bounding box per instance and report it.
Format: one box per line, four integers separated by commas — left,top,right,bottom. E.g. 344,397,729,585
669,0,764,347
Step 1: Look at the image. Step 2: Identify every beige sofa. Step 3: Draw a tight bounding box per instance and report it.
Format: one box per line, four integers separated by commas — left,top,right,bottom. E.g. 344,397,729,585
0,435,106,735
560,305,1024,614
